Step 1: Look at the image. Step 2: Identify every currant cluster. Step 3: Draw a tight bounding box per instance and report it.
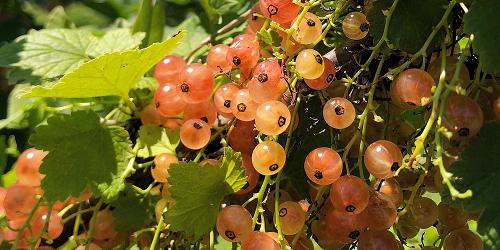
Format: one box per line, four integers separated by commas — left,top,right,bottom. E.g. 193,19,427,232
0,149,110,248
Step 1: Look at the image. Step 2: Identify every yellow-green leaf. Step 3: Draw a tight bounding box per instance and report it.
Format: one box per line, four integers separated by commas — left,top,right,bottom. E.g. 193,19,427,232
21,31,185,99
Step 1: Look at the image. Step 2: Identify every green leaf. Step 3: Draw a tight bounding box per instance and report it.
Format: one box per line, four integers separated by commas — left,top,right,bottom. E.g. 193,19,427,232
87,29,145,58
0,84,40,130
0,136,6,176
1,169,17,188
129,77,160,108
208,0,243,15
148,0,166,46
137,125,180,158
464,0,500,73
367,0,447,53
441,123,500,248
165,147,246,238
132,0,154,47
478,208,500,249
45,6,74,29
164,13,209,56
21,31,185,99
95,126,134,202
257,29,282,48
280,95,330,197
13,29,96,79
29,111,133,202
399,106,427,130
111,186,154,232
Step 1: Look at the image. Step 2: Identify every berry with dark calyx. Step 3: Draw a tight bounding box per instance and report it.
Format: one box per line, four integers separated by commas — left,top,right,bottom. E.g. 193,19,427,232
216,205,253,242
342,12,369,40
443,94,484,140
180,119,211,149
364,140,403,179
304,147,342,185
330,175,370,214
323,97,356,129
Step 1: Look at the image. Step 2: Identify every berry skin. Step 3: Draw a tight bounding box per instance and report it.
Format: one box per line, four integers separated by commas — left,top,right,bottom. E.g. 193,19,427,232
227,120,258,155
183,100,218,126
252,60,282,88
292,12,323,45
251,141,286,175
296,49,325,79
235,153,260,195
259,0,300,25
140,103,169,125
443,94,484,140
15,148,47,187
391,68,435,108
329,175,370,214
178,63,214,104
323,97,356,129
248,60,286,103
4,184,38,220
304,147,342,185
154,55,186,83
427,56,470,84
342,12,369,40
273,201,306,235
241,231,280,250
443,228,483,250
231,89,259,121
31,206,63,240
371,178,404,208
93,210,118,240
247,4,265,33
305,57,336,90
226,39,260,70
409,197,438,229
364,140,403,179
151,153,178,183
357,230,401,250
154,83,186,116
362,191,397,231
255,100,291,135
437,202,467,230
325,209,366,244
180,119,211,149
214,83,240,115
266,190,292,214
248,77,286,104
207,44,231,74
216,205,253,242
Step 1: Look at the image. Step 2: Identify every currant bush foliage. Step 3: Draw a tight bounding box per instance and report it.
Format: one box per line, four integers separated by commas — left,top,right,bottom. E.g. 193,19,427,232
165,148,246,239
21,31,185,99
29,111,133,202
442,123,500,248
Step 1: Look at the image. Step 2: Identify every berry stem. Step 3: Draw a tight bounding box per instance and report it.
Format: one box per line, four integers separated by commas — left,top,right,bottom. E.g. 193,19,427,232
29,205,53,246
380,0,457,81
85,199,104,250
343,0,400,97
355,55,386,180
209,230,215,250
310,0,350,47
150,207,166,250
11,197,42,250
193,118,235,163
186,8,253,62
251,175,271,228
